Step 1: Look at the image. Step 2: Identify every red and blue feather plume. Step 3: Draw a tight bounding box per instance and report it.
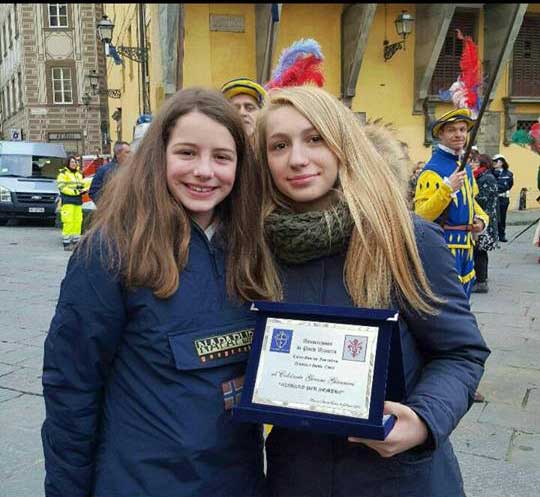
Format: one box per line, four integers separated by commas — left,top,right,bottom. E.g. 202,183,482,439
265,38,325,90
458,30,482,113
438,30,482,118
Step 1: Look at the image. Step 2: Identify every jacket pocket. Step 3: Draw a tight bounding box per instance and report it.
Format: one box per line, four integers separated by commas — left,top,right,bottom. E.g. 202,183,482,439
390,447,435,496
165,313,255,371
393,446,434,465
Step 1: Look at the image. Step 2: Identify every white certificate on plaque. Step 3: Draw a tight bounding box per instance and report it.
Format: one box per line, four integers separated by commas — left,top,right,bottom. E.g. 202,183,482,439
252,317,379,419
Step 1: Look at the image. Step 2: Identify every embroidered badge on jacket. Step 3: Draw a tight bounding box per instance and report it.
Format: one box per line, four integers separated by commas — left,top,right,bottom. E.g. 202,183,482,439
194,328,253,363
222,376,245,410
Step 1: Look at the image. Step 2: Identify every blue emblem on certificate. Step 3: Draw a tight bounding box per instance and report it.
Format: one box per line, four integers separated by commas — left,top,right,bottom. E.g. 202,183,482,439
342,335,368,362
270,328,293,353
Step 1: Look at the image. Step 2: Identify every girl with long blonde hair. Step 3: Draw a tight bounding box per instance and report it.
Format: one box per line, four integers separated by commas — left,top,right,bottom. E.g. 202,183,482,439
255,86,489,497
42,87,278,497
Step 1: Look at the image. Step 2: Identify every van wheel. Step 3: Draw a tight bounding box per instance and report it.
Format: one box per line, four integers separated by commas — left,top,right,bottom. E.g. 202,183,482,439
0,218,8,226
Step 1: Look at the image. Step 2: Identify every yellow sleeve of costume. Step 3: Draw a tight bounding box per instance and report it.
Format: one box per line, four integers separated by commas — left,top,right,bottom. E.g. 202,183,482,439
414,170,453,222
472,176,489,226
56,172,82,196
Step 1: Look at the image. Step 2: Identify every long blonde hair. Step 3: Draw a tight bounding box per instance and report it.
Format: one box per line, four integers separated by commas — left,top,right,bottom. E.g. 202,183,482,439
82,87,280,302
255,86,440,314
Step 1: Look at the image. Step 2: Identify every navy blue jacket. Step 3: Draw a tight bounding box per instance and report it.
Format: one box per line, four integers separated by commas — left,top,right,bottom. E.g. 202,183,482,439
42,225,265,497
493,168,514,194
266,216,490,497
88,160,118,203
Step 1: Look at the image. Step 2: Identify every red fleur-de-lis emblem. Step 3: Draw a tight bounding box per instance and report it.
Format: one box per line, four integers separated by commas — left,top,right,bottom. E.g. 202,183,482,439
347,339,363,358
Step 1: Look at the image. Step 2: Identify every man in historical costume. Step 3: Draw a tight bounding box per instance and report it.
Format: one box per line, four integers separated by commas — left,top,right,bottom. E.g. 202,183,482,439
221,78,267,138
414,108,489,299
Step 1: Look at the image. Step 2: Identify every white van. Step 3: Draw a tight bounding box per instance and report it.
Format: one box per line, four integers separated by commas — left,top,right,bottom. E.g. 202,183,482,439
0,141,67,225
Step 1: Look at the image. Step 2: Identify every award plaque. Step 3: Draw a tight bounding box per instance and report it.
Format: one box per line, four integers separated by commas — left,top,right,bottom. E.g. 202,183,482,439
232,301,404,440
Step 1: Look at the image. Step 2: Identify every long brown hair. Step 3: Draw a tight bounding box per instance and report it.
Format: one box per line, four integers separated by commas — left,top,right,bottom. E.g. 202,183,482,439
82,87,280,301
256,86,440,314
477,154,493,170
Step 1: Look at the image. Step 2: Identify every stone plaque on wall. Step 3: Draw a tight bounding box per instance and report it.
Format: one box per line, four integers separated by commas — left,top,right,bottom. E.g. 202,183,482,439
48,132,82,141
45,32,74,59
209,14,245,33
474,111,501,158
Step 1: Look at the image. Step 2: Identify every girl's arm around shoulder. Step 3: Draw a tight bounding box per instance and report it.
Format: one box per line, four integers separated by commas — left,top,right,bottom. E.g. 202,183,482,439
42,236,127,497
402,215,491,449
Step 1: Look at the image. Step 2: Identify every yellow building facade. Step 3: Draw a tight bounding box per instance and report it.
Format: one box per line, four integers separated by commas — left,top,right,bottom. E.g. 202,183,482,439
104,3,540,209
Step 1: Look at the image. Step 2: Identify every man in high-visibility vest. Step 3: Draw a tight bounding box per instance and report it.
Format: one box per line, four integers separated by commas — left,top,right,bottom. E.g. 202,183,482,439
56,155,89,251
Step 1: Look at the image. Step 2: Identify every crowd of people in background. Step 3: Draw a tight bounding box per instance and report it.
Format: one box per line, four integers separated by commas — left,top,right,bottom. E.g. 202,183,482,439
44,82,490,497
470,152,499,293
409,134,515,295
45,60,540,496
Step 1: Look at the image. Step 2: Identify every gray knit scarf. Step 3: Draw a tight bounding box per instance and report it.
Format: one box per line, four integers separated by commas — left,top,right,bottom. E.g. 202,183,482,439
265,201,354,264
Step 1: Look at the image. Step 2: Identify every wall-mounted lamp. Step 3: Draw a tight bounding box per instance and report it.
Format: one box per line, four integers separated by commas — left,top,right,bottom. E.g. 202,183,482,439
87,70,100,95
96,15,114,44
383,10,415,62
97,15,148,63
85,69,122,99
82,93,92,108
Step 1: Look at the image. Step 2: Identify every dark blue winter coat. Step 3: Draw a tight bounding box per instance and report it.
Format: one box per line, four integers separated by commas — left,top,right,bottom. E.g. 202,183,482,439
41,224,265,497
266,215,490,497
88,159,118,203
493,168,514,195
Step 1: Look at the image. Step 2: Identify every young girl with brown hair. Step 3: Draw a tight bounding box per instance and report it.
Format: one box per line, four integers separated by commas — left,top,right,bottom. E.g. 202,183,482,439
41,87,279,497
255,86,490,497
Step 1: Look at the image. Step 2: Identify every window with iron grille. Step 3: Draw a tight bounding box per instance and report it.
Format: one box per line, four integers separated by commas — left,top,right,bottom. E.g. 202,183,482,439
516,119,538,132
52,67,73,104
48,4,68,28
429,11,477,96
511,14,540,97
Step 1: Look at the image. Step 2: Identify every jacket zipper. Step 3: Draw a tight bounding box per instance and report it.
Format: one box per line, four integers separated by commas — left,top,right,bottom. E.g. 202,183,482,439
191,221,222,279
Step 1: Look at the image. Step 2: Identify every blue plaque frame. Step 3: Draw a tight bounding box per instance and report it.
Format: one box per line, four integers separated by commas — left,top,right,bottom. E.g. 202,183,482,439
232,301,403,440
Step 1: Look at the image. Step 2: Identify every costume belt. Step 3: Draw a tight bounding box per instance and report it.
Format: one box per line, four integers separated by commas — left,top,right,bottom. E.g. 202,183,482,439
444,224,474,232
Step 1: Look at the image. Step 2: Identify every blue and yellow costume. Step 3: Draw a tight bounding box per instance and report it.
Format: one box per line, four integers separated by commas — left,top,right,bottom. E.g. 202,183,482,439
415,145,488,298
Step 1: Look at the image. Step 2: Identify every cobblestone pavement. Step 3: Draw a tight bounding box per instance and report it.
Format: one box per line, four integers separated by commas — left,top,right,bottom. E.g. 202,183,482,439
0,216,539,497
1,223,68,497
452,213,540,497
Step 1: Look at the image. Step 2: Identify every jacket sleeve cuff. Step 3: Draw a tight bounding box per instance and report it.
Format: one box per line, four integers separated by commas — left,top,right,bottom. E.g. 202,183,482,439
407,405,438,450
442,178,456,197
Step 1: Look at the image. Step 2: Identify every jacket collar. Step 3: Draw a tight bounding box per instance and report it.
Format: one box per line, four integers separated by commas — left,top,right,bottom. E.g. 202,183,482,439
437,144,463,157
